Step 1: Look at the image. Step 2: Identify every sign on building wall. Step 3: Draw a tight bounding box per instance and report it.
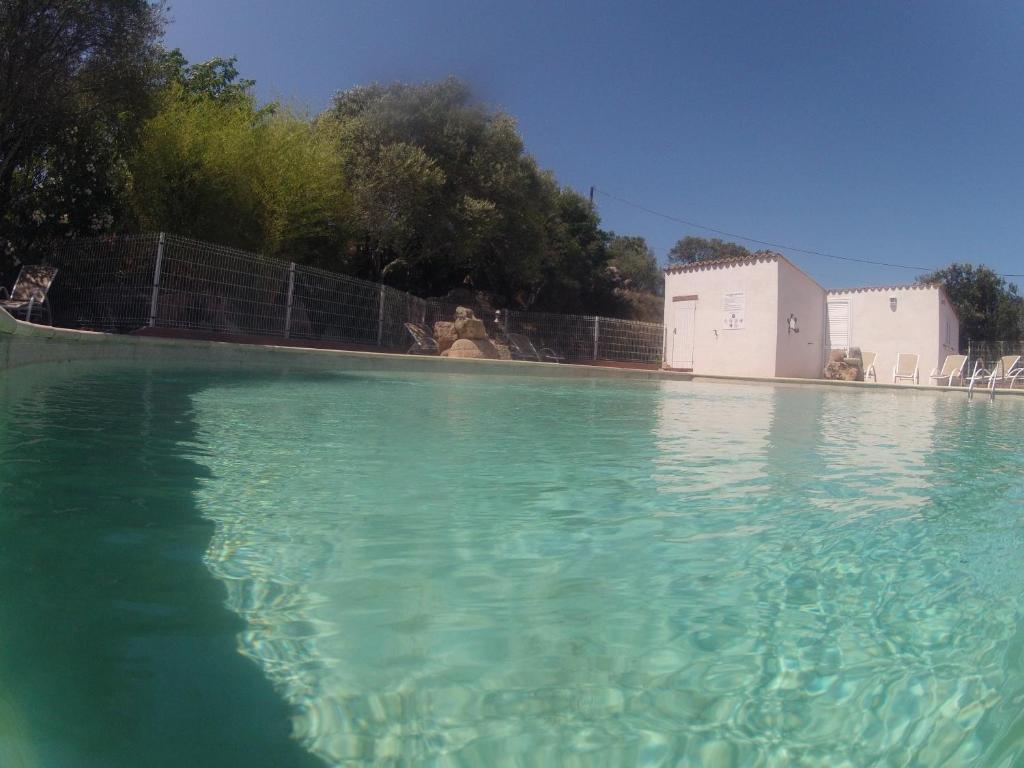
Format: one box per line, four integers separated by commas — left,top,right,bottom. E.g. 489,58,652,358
722,292,745,330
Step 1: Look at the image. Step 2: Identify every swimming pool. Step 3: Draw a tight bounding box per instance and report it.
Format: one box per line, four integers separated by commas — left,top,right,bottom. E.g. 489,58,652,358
2,361,1023,766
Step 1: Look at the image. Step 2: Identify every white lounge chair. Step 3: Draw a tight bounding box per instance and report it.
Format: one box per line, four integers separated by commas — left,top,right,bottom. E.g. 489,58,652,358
994,355,1021,387
1009,358,1024,389
969,355,1022,391
861,351,877,382
928,354,967,386
892,353,919,384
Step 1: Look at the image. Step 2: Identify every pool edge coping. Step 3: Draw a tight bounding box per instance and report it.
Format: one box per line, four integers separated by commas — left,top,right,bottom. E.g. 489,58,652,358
5,310,1022,396
689,372,1024,396
0,309,692,383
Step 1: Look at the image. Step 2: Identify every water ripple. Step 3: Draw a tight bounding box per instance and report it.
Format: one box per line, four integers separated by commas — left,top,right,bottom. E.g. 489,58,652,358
189,375,1024,766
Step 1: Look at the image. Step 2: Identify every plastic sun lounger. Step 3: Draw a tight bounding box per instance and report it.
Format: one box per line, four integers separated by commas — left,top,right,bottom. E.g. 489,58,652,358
861,351,877,382
506,332,564,363
1009,358,1024,389
403,322,439,355
928,354,967,386
0,264,58,325
892,353,919,384
992,355,1021,387
967,354,1022,390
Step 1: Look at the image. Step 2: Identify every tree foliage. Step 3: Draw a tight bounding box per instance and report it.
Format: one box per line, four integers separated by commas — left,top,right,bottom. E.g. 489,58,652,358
917,263,1023,342
667,236,750,265
129,55,352,260
0,17,660,317
158,51,256,104
0,0,165,271
607,235,661,294
322,78,603,309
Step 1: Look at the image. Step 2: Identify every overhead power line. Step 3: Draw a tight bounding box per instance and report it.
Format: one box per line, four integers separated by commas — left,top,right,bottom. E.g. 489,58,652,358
594,188,1024,279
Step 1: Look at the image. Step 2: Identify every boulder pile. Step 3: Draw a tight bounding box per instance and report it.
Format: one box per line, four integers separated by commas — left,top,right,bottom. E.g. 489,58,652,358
437,307,507,360
822,348,864,381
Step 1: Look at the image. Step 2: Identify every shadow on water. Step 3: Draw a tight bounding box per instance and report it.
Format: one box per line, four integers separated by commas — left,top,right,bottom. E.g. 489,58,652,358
0,363,322,768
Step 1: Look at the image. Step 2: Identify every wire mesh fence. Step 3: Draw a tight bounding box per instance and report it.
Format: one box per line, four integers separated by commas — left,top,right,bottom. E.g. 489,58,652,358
158,235,291,336
964,340,1024,377
39,233,663,363
47,234,161,333
424,302,664,363
504,310,662,363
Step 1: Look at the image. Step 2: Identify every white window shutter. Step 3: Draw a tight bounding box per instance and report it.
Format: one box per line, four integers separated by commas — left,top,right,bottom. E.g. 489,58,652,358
827,300,850,349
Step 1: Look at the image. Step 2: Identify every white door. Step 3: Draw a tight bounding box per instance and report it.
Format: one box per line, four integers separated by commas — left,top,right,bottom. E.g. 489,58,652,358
671,299,697,368
827,299,850,351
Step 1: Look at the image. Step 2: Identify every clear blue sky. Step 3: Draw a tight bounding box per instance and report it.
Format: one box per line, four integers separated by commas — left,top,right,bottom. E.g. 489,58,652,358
164,1,1024,289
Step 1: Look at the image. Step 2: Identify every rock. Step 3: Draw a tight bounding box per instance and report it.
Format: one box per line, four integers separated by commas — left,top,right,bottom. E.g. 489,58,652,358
492,342,512,361
453,306,488,340
441,338,501,359
433,321,457,353
456,317,488,340
431,289,502,313
823,361,860,381
434,306,499,357
841,355,864,380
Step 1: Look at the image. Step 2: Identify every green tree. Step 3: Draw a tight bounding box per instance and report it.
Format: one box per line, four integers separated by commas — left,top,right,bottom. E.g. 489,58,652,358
534,187,617,313
129,58,352,261
323,78,616,310
607,235,661,294
667,236,750,265
0,0,165,272
158,51,255,105
917,263,1024,343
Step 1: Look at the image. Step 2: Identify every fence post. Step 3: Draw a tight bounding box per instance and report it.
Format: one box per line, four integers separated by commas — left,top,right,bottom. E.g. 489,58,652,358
283,262,296,338
593,316,600,361
148,232,166,328
377,284,386,346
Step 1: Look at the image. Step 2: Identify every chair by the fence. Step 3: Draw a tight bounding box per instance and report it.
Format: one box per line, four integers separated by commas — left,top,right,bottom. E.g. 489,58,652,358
1,265,59,324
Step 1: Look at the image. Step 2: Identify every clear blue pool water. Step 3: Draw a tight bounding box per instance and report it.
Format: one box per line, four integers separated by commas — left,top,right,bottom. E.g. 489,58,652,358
1,362,1023,767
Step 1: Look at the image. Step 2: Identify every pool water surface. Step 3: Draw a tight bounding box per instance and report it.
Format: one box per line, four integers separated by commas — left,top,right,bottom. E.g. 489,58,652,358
1,363,1023,766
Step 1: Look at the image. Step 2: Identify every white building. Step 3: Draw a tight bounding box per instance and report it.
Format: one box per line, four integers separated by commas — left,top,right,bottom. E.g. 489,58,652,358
663,253,959,382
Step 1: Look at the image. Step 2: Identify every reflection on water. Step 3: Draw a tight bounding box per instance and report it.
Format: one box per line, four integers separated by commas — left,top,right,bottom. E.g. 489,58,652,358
190,374,1024,766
